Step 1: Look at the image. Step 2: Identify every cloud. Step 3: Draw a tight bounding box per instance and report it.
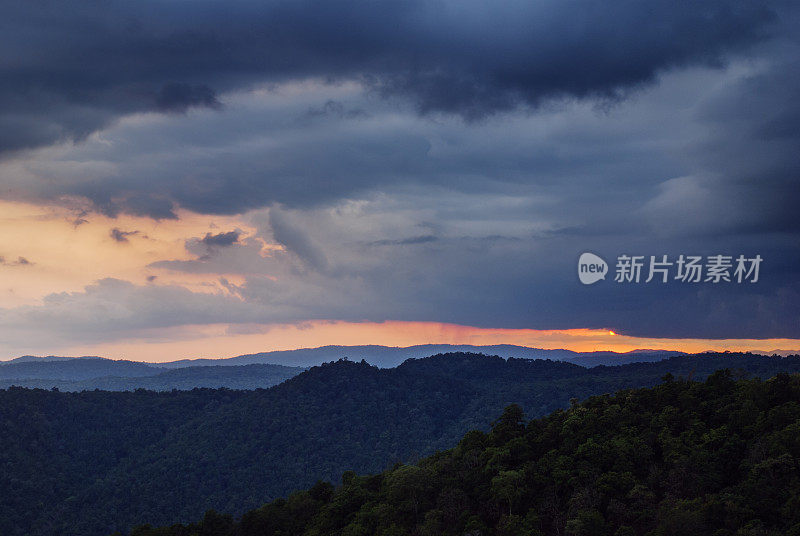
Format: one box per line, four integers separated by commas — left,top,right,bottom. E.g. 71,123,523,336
306,100,369,120
148,230,268,275
110,228,140,243
1,54,797,340
1,187,798,349
145,194,800,339
0,76,679,218
0,278,263,344
2,31,798,224
156,83,222,113
0,256,34,266
0,1,797,344
200,230,240,247
268,208,329,272
370,235,438,246
0,0,781,154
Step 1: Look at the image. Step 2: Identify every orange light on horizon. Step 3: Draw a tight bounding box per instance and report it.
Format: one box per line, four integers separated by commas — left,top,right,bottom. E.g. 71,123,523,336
18,320,799,363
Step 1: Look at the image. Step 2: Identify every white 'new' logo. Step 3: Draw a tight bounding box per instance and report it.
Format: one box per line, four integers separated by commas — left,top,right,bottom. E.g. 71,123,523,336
578,252,607,285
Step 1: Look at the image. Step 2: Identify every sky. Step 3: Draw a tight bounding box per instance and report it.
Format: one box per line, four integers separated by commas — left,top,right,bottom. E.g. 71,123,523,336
0,0,798,361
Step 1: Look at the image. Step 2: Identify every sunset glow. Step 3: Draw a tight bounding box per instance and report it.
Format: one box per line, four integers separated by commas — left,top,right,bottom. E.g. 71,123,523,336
36,321,799,363
1,4,798,363
1,195,798,362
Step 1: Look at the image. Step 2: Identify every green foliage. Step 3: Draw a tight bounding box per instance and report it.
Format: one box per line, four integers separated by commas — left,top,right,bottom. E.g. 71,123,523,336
131,371,800,536
2,352,800,535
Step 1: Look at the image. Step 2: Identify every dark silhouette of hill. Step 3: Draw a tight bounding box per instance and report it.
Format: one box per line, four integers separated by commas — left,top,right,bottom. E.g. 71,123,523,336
130,370,800,536
0,363,303,391
157,344,684,369
0,346,688,391
0,357,159,381
1,352,799,535
2,346,686,383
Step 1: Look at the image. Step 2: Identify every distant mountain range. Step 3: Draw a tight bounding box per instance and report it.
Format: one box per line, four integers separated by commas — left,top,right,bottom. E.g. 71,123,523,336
0,345,691,391
155,344,687,368
0,363,302,391
0,357,163,380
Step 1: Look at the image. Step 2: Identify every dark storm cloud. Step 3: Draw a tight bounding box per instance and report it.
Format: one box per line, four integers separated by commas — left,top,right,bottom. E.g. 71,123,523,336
268,209,329,272
200,231,241,247
110,228,140,242
156,83,222,113
1,0,798,344
370,235,439,246
153,209,799,339
685,57,800,235
0,0,777,157
305,100,370,120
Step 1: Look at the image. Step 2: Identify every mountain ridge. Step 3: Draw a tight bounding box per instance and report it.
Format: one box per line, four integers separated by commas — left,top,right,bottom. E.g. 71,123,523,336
0,345,689,391
2,346,794,391
0,363,304,391
128,370,800,536
3,351,800,535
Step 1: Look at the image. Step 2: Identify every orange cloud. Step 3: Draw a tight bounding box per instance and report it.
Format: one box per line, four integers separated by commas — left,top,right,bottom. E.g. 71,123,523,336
0,200,254,307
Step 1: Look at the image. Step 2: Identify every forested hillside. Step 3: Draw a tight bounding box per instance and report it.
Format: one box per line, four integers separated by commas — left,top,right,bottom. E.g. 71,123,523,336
0,363,303,391
0,357,160,381
1,352,799,535
129,371,800,536
0,345,683,390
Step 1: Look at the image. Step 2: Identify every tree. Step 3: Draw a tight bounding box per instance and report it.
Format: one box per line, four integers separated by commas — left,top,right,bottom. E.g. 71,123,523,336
491,470,524,516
